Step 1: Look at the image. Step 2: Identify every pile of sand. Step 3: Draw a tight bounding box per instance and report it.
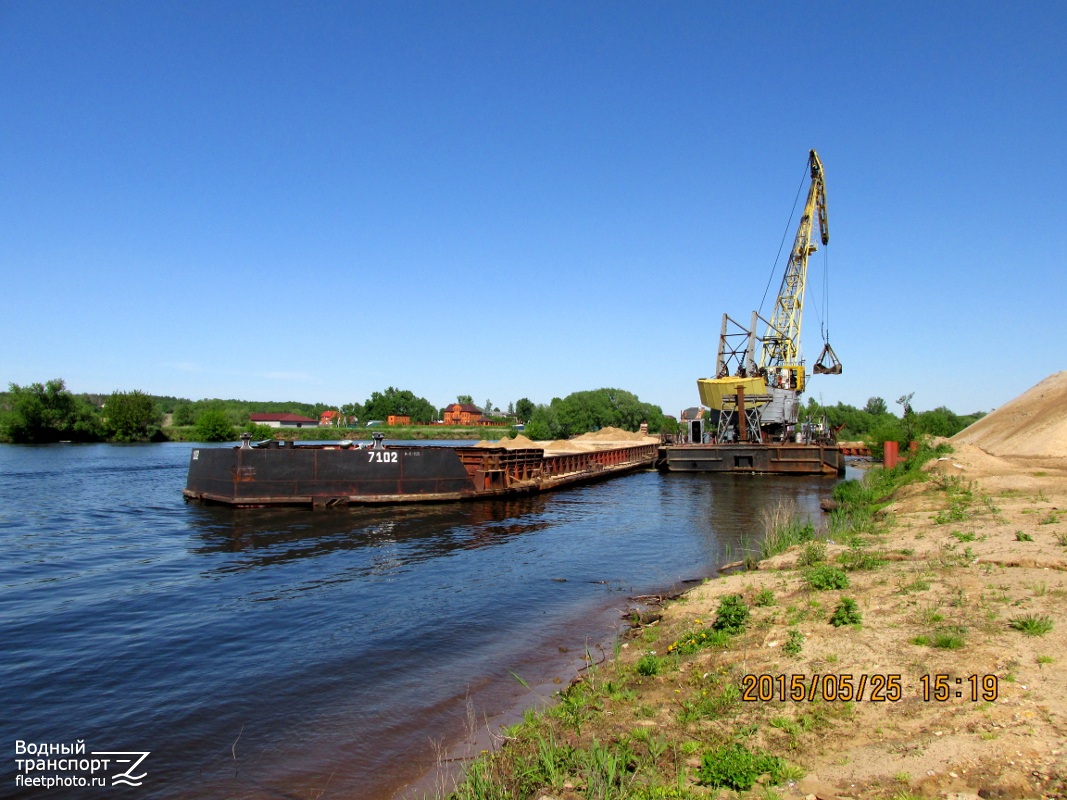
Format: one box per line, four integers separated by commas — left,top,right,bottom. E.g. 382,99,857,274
951,371,1067,457
472,427,656,451
544,439,583,452
572,426,653,443
473,434,541,449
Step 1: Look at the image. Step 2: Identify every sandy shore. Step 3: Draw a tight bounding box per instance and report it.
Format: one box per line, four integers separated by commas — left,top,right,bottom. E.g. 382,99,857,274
430,441,1067,800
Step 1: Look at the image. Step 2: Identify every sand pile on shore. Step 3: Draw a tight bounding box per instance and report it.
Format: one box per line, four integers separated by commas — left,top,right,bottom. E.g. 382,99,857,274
952,371,1067,457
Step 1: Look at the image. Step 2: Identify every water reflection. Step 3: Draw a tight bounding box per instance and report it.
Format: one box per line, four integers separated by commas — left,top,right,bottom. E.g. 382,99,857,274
186,496,552,573
652,471,837,570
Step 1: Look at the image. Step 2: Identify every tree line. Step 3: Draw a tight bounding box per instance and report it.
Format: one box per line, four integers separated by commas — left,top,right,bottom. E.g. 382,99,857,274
0,380,164,443
0,381,558,443
1,379,984,448
522,389,669,440
808,394,985,452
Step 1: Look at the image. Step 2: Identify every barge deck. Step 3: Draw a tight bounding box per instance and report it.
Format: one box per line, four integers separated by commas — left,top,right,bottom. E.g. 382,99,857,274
183,440,659,508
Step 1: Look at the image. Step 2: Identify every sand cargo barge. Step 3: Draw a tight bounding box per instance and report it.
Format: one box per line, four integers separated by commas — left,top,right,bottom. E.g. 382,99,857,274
182,434,659,508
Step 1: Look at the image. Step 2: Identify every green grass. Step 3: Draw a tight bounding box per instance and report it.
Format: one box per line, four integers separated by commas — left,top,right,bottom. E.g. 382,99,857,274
784,628,804,656
758,504,817,560
667,628,732,655
1015,531,1034,542
912,624,966,649
804,565,850,591
898,575,931,594
712,594,750,634
934,504,968,524
1009,614,1054,636
830,598,863,627
797,541,827,567
753,588,776,607
696,742,790,791
838,545,887,571
918,608,944,625
635,653,664,676
677,677,741,722
931,631,966,649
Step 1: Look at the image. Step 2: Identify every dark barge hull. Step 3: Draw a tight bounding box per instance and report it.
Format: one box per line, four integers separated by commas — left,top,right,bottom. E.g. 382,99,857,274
182,442,660,508
657,443,844,476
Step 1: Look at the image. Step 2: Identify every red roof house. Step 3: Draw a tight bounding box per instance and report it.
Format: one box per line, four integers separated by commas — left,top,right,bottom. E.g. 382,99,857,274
442,403,491,426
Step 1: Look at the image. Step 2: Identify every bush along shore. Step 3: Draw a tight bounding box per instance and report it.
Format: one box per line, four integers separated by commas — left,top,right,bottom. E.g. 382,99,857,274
433,442,1067,800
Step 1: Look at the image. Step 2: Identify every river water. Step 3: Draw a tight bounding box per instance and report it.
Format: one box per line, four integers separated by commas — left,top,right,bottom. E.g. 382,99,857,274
1,442,843,799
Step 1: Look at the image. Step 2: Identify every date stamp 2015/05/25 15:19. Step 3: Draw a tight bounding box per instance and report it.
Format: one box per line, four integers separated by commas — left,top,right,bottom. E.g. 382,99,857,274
740,673,999,703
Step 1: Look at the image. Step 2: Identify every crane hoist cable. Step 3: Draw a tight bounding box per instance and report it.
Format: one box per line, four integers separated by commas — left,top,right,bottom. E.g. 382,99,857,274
812,244,841,374
758,162,811,319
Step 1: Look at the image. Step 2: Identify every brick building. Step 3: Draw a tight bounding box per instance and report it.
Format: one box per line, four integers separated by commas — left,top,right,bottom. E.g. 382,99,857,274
442,403,491,426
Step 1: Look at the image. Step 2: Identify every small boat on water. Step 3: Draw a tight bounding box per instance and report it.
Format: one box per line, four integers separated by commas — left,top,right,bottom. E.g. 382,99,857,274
182,434,659,508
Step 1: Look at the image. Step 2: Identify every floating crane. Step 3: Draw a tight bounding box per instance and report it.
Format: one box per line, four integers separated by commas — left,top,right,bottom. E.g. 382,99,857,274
696,149,841,444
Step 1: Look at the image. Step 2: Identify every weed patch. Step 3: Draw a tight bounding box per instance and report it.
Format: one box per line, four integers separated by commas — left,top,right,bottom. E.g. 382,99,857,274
838,545,886,571
712,593,750,634
667,628,731,655
804,565,850,591
635,653,663,676
697,742,790,791
1009,614,1054,636
913,624,966,649
677,675,741,722
759,502,817,559
784,628,804,656
830,598,863,627
797,541,827,567
754,587,776,607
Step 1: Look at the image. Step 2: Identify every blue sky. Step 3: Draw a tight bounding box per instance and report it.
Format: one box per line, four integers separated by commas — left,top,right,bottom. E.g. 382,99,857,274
2,2,1064,417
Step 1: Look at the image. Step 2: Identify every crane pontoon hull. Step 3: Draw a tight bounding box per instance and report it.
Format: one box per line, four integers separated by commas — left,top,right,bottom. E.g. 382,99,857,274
657,441,843,476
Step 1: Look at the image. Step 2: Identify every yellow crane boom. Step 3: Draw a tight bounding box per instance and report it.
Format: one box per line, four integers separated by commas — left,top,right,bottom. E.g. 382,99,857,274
760,149,827,371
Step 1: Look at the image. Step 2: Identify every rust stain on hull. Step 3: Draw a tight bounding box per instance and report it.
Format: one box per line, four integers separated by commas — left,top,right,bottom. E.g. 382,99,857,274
658,442,845,476
183,442,659,508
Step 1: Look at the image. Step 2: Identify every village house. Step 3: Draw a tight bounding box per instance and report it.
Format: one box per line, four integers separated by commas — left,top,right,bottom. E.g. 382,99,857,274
319,410,357,427
442,403,492,426
250,412,321,429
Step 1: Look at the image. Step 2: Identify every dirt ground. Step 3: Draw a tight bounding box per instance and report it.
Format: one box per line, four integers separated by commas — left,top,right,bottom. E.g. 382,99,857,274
599,374,1067,799
623,444,1067,799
